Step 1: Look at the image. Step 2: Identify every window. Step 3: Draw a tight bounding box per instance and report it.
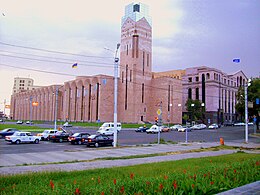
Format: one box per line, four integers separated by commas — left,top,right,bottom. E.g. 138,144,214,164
130,70,132,82
122,71,124,83
188,88,192,99
196,88,199,100
188,77,192,82
126,45,128,55
147,54,149,67
196,77,199,82
141,83,144,103
206,73,210,80
133,4,140,12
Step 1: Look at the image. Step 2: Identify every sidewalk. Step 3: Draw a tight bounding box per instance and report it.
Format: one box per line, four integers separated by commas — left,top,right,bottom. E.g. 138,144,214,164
0,141,259,194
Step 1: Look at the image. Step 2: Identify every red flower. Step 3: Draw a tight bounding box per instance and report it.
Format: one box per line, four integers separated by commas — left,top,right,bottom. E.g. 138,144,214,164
12,184,16,189
203,174,207,178
234,169,237,173
183,169,187,174
75,188,80,195
130,173,134,180
113,179,117,185
210,181,214,185
1,188,5,191
146,181,151,185
256,161,259,166
120,186,125,194
193,174,197,180
74,180,77,185
192,184,195,188
173,183,177,189
49,180,54,190
98,177,101,184
210,160,212,163
101,192,105,195
164,175,168,180
159,183,164,191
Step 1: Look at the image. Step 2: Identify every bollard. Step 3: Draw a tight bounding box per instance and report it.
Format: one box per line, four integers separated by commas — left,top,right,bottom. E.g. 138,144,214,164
220,137,224,145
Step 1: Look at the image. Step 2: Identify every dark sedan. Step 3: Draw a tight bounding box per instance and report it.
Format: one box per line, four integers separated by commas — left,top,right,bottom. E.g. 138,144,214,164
68,133,90,145
50,131,71,143
135,126,149,132
85,134,113,147
0,128,20,138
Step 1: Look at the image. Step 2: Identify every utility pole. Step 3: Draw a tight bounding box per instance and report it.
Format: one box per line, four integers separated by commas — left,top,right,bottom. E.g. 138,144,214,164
113,43,120,147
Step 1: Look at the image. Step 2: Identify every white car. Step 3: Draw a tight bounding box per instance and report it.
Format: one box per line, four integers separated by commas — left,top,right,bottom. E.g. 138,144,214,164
26,121,34,125
63,122,72,127
170,124,183,131
97,122,122,135
191,124,207,130
5,132,41,144
178,126,192,132
146,125,161,134
208,124,218,129
16,120,23,124
37,129,59,140
234,122,245,126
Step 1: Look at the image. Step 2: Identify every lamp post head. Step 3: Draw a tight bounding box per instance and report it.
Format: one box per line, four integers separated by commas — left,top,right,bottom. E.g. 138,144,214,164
116,43,120,49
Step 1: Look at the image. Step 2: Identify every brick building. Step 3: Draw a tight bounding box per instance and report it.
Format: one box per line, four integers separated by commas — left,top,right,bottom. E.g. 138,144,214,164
10,3,183,124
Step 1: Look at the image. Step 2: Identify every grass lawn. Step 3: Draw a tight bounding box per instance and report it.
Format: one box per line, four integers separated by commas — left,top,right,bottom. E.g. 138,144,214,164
0,153,259,194
0,124,45,132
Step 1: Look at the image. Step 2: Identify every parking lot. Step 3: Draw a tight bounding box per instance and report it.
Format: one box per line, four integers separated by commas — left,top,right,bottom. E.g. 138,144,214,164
0,125,258,155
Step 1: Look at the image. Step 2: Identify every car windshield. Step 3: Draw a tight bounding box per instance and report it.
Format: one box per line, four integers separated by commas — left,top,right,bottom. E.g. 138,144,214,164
1,129,9,132
72,133,80,137
88,135,96,139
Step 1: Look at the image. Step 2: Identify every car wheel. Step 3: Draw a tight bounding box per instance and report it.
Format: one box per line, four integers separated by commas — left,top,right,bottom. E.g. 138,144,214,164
95,142,99,147
34,139,39,144
78,140,82,145
15,140,21,144
46,136,50,141
59,138,63,143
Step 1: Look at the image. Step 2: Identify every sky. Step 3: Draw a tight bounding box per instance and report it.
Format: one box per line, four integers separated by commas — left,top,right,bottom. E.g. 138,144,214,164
1,0,260,114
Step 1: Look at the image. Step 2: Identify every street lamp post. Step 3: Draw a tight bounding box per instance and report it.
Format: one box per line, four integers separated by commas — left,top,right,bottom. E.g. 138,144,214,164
244,79,251,143
113,43,120,147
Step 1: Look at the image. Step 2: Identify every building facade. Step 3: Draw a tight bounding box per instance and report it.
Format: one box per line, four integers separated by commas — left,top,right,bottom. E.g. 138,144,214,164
10,3,183,124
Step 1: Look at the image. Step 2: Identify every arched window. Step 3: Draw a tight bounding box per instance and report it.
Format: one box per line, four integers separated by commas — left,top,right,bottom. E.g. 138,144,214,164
206,73,210,80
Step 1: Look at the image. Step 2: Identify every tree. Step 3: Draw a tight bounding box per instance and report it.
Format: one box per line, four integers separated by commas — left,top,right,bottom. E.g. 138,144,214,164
185,99,205,122
235,78,260,119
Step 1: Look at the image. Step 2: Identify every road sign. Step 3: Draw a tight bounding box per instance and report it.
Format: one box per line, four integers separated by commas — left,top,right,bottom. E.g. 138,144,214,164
157,109,162,115
256,98,259,105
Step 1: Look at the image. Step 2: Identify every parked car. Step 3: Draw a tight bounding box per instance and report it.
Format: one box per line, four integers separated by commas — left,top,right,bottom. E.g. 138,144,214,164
0,119,4,122
135,126,149,132
26,121,34,125
85,134,113,147
223,121,234,126
178,126,192,132
37,129,59,140
170,124,183,131
63,122,72,127
161,126,170,132
68,133,91,145
0,128,20,138
146,125,164,134
208,123,219,129
5,132,41,144
16,120,23,124
97,122,122,135
248,122,254,126
191,124,207,130
50,131,71,142
234,122,245,126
